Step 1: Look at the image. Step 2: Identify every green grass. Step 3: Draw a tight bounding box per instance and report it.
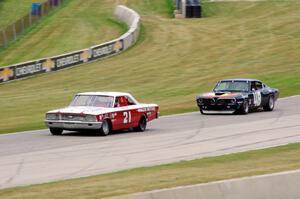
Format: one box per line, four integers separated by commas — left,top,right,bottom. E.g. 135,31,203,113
0,0,46,29
0,0,127,66
1,142,300,199
0,0,300,133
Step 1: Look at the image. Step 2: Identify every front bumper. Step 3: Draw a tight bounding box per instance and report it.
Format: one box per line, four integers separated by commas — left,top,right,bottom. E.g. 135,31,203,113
202,110,235,114
45,120,102,130
198,104,241,114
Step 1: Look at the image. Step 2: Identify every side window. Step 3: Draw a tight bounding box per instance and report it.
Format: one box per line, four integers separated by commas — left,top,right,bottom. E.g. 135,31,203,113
250,82,256,91
114,97,119,107
116,96,128,107
125,96,136,106
255,81,263,90
251,81,263,91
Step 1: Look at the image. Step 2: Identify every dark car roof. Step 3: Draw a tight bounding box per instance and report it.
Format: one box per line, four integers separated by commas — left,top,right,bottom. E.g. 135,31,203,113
219,78,261,82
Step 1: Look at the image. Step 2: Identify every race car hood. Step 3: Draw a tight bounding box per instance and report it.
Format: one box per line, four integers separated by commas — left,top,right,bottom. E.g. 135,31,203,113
47,106,114,115
197,92,245,99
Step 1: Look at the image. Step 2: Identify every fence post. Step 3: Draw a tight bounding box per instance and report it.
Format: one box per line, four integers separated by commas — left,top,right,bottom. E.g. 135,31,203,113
12,23,17,41
21,18,25,33
40,4,44,17
29,13,32,27
2,30,8,47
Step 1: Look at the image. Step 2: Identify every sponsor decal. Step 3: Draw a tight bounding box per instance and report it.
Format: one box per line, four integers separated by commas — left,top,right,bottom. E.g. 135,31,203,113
14,60,48,78
111,113,117,118
0,67,14,82
80,49,91,63
54,53,81,69
202,92,241,98
113,41,123,51
16,63,42,76
90,40,123,60
137,107,155,112
203,93,215,97
253,91,262,106
42,59,55,72
51,50,91,69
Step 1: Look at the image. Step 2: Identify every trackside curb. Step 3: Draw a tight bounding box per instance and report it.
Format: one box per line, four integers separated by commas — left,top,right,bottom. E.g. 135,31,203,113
115,169,300,199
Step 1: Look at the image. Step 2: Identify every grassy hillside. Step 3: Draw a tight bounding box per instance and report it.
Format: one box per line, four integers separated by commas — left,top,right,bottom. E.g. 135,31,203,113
0,0,299,133
0,0,45,29
0,0,127,66
1,142,300,198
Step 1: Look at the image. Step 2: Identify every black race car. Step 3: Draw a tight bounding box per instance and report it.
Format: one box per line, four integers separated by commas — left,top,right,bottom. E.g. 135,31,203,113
196,79,279,114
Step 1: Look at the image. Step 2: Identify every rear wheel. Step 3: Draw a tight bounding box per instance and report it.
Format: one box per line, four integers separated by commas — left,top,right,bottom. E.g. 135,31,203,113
263,96,275,111
50,128,63,135
134,116,147,132
99,120,111,136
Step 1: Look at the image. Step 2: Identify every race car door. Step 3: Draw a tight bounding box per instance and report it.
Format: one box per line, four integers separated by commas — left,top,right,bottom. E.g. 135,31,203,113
250,81,262,108
116,96,133,129
259,82,271,106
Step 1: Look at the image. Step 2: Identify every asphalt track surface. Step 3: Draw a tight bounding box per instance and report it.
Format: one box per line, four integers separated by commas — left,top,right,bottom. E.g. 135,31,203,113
1,96,300,189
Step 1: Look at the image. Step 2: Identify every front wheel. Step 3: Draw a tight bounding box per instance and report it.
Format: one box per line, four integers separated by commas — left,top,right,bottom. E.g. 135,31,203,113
99,120,111,136
134,116,147,132
263,96,275,111
50,128,63,135
199,107,204,114
240,100,249,114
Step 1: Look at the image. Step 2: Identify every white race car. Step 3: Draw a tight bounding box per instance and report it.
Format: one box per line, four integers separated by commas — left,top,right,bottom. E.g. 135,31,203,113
45,92,159,136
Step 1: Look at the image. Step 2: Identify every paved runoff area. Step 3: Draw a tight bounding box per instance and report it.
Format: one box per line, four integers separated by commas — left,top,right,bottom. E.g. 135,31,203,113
0,96,300,189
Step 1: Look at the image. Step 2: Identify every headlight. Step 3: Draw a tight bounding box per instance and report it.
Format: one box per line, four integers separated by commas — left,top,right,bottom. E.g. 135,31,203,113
85,115,97,122
46,113,58,120
237,99,244,104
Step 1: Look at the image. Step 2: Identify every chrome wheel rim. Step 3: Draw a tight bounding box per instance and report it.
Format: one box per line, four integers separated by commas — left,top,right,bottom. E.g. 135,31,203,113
244,102,249,113
140,119,146,131
269,97,274,109
102,121,109,135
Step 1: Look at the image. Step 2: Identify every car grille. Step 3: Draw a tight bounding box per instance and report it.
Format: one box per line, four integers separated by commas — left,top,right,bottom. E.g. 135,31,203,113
60,114,85,121
217,99,235,105
202,98,235,105
202,98,215,105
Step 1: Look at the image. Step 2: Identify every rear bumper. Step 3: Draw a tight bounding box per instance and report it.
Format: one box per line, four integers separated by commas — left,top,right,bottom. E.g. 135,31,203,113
45,120,102,130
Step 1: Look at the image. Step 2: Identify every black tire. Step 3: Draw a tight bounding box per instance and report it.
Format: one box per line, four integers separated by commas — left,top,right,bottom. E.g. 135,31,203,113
134,116,147,132
199,107,204,114
99,119,111,136
263,96,275,111
240,100,249,114
50,128,63,135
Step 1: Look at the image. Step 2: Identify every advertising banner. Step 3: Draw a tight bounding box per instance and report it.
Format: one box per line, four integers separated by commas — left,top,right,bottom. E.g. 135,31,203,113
90,40,123,61
51,50,90,70
0,6,139,84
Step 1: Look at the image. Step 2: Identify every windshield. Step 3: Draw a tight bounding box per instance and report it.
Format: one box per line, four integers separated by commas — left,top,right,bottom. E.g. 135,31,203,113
70,95,114,108
214,81,249,92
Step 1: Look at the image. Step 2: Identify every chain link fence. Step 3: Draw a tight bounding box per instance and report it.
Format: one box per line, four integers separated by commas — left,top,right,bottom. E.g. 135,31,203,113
0,0,64,48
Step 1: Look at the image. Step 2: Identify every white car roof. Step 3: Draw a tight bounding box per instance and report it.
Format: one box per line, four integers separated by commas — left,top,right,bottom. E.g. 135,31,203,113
76,92,131,97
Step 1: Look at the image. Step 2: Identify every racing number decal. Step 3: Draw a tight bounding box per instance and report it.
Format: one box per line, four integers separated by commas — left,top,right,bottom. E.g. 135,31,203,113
123,111,132,124
253,91,262,106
